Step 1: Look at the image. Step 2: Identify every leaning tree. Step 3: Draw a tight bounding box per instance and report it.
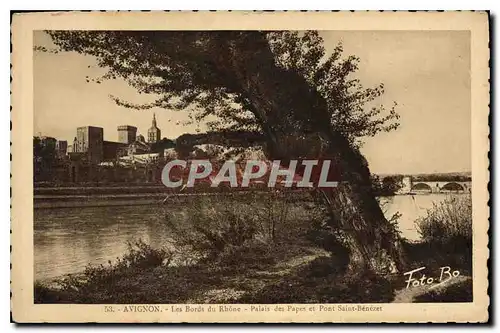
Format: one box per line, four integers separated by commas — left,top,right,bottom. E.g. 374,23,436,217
45,30,406,274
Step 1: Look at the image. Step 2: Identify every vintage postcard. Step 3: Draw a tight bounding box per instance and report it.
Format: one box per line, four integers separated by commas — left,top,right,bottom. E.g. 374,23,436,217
11,11,490,323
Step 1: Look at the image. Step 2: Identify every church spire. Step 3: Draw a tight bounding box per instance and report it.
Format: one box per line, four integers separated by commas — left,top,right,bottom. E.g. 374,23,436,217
148,112,161,143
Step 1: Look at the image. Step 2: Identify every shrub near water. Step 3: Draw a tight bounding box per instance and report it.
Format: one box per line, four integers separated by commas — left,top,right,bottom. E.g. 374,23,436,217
414,195,472,275
35,240,172,303
417,195,472,246
164,195,260,260
164,191,301,265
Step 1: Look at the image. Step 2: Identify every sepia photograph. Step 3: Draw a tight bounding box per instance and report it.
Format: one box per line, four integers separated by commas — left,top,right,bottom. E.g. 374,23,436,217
11,11,489,323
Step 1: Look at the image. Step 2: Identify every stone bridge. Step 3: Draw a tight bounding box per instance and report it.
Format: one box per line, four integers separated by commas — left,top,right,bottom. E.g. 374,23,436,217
398,176,471,194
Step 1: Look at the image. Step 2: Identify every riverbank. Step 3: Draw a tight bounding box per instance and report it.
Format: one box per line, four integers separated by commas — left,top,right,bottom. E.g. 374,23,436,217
34,193,472,303
34,239,473,304
34,186,314,209
33,185,455,209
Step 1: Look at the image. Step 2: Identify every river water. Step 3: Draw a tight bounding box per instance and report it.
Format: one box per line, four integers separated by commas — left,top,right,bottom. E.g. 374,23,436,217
34,193,460,281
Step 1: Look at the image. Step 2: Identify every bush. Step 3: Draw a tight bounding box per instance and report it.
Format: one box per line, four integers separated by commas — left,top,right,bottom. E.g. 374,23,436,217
417,195,472,246
57,240,172,291
411,195,472,274
164,191,298,261
119,239,171,269
35,240,172,303
34,281,67,303
165,196,259,259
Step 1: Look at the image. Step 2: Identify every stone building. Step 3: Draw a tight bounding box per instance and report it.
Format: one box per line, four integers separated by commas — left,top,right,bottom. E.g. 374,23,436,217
62,117,171,183
127,139,151,156
147,113,161,143
117,125,137,144
75,126,104,164
103,141,127,160
55,140,68,158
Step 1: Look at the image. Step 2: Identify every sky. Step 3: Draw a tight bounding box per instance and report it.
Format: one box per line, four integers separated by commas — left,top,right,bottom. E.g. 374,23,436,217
33,30,471,175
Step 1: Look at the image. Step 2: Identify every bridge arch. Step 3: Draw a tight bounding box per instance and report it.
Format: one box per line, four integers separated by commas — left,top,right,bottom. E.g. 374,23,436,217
411,183,432,193
441,182,465,192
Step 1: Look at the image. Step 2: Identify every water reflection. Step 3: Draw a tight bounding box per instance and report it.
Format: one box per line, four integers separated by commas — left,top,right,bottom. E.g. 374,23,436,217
34,205,173,281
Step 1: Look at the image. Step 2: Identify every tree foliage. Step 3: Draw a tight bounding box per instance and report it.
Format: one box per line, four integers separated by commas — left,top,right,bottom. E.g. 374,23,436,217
44,30,407,273
33,136,57,181
267,31,400,145
371,174,404,196
45,31,399,147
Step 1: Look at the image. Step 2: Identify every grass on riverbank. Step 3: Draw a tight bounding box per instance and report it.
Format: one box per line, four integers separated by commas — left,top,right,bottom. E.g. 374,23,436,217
35,193,473,304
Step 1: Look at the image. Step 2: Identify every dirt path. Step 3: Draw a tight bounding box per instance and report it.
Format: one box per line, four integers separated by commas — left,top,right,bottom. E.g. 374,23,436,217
393,276,472,303
187,248,330,303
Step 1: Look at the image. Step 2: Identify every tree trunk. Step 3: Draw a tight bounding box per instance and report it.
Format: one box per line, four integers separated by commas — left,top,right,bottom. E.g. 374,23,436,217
211,33,407,274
